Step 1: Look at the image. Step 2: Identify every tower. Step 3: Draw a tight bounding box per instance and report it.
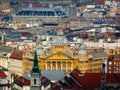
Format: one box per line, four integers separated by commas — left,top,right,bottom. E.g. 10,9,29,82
30,51,41,90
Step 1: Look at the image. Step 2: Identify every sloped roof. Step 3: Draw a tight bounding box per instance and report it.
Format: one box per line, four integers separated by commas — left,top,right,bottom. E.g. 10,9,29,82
20,32,32,37
0,46,13,53
41,76,51,87
41,70,66,81
24,70,66,81
15,7,66,17
14,76,30,87
10,49,24,60
0,71,7,79
15,76,51,88
70,71,120,90
90,51,108,60
31,3,43,8
52,69,120,90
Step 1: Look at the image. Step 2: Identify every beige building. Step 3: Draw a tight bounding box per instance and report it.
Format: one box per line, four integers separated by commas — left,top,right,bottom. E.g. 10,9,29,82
0,46,13,69
9,49,24,76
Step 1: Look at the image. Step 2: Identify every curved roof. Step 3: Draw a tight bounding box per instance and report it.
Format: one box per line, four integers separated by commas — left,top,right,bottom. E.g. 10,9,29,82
52,35,69,45
36,44,44,54
79,45,87,54
15,7,66,17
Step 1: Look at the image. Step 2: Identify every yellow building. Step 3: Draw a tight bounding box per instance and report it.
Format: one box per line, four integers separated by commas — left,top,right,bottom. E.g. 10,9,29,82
23,34,108,74
23,46,108,74
23,44,79,74
105,47,120,56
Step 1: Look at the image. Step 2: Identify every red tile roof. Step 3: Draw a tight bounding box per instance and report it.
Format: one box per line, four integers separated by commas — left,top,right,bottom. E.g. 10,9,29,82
20,32,31,37
10,49,24,60
66,18,86,22
95,0,105,4
52,69,120,90
15,76,51,87
71,71,120,90
32,3,43,8
0,71,7,79
14,76,30,87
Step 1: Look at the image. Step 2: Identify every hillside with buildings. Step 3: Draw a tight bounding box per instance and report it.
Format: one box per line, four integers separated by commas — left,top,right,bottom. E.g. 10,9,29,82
0,0,120,90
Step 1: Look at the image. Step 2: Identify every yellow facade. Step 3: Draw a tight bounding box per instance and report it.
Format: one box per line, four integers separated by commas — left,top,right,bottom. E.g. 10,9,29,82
105,47,120,56
23,45,105,74
1,3,10,10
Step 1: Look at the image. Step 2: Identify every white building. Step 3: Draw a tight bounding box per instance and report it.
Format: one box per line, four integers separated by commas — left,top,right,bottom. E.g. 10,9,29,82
9,49,24,76
0,46,13,69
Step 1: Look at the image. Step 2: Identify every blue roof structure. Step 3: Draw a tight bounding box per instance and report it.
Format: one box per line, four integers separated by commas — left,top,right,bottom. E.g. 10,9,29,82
5,31,21,39
24,19,44,23
93,20,116,24
1,16,12,22
0,28,13,32
15,7,66,17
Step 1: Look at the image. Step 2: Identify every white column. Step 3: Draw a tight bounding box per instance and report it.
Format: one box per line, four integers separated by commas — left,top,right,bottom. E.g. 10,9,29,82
46,62,47,70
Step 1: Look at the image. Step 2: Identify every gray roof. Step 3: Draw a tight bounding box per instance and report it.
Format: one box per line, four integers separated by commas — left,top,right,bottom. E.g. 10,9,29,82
24,70,67,81
15,7,66,17
0,46,13,53
41,70,67,81
90,51,108,60
52,35,69,45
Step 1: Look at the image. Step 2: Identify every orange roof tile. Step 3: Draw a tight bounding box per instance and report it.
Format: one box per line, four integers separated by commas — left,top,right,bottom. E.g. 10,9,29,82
52,69,120,90
10,49,24,60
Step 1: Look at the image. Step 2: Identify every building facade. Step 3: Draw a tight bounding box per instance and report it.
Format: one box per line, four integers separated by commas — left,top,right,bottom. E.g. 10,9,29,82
23,44,107,74
9,49,24,76
107,55,120,73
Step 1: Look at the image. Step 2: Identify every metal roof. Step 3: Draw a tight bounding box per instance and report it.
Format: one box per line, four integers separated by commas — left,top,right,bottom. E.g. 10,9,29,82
15,7,66,16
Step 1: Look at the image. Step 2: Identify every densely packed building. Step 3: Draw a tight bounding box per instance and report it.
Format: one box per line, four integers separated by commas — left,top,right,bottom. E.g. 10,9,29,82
0,0,120,89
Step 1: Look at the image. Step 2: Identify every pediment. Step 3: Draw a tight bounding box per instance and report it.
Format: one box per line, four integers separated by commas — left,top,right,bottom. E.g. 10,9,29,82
46,52,74,60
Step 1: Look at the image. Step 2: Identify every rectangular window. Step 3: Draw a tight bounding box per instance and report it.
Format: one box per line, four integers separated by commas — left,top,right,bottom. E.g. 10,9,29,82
34,79,36,84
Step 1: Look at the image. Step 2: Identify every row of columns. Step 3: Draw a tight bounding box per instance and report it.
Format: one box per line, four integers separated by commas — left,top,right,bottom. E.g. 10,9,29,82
45,61,74,72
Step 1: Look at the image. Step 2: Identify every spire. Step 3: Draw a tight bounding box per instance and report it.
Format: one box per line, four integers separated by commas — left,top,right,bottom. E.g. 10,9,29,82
32,51,40,73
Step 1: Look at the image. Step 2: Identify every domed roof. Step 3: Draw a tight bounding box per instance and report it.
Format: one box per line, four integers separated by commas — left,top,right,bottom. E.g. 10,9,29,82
52,31,69,45
78,50,87,55
80,45,86,50
78,45,87,54
36,44,44,54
